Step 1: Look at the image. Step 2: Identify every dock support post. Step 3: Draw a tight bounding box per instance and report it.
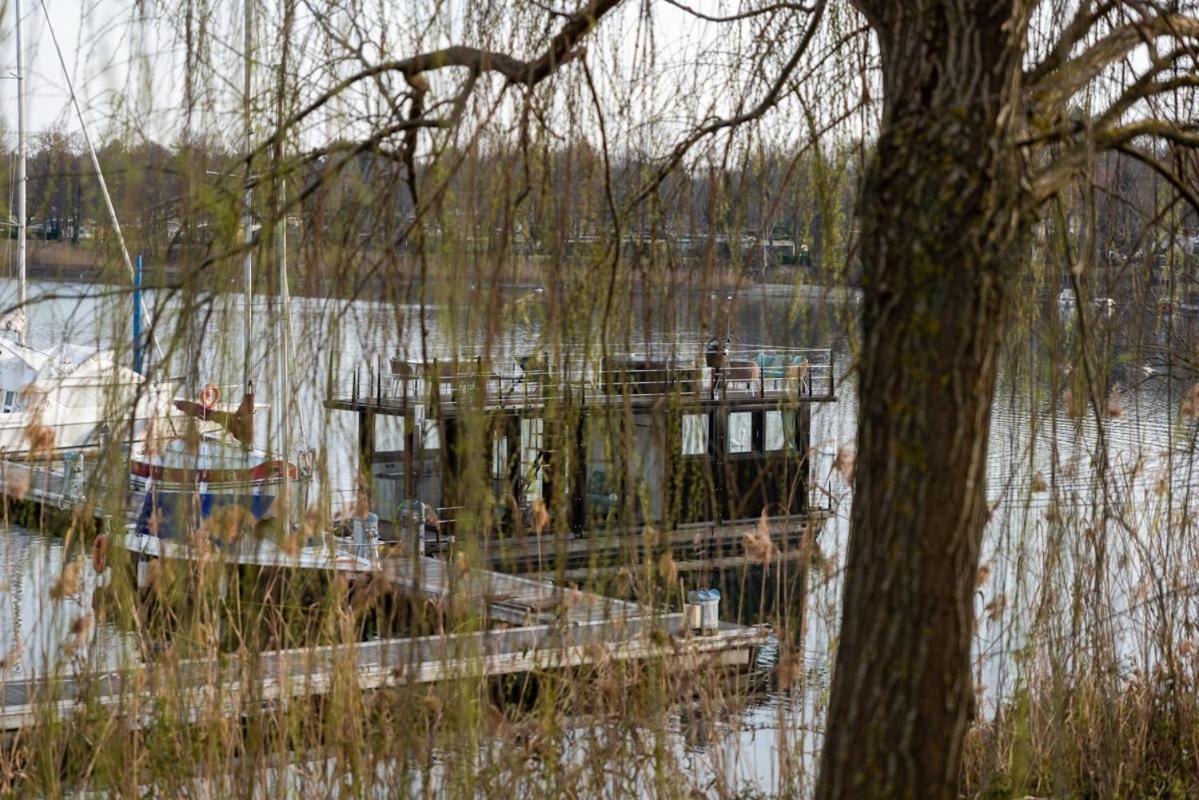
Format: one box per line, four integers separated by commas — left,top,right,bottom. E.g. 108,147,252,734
358,409,376,508
133,253,144,374
571,414,586,535
798,403,812,514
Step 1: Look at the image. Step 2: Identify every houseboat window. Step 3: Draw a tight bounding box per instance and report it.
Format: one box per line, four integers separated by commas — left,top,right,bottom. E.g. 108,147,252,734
765,410,797,451
681,413,708,455
520,417,544,501
492,436,508,478
728,412,753,453
414,405,440,449
421,419,440,450
1,391,14,413
375,415,405,451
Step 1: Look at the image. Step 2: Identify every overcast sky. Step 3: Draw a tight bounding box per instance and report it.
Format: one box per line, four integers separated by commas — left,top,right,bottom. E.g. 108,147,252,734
0,0,855,154
0,0,185,144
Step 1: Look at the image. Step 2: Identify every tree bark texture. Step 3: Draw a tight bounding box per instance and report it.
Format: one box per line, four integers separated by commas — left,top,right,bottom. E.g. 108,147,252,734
818,3,1032,797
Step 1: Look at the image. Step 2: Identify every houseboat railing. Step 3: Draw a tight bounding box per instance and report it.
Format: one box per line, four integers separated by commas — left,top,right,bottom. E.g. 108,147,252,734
335,346,834,410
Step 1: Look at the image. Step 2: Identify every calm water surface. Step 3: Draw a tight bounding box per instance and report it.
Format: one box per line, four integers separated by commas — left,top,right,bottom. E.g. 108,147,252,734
1,276,1192,794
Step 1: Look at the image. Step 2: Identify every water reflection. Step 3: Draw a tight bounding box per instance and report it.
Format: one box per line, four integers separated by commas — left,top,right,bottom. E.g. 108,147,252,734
0,525,135,676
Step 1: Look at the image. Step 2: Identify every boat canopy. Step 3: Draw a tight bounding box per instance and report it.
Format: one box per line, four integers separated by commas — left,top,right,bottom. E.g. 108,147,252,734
0,338,110,388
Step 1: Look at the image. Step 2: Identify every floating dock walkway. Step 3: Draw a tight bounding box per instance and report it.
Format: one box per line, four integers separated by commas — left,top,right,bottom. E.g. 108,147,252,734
0,456,95,518
381,553,644,625
0,611,765,732
0,535,768,732
0,439,778,734
451,513,826,579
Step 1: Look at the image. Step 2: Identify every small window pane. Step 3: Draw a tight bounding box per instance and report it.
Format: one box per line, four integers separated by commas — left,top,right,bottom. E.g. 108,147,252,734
375,415,405,451
728,412,752,453
422,420,440,450
521,418,544,501
765,411,789,451
414,405,439,449
682,413,708,456
492,435,508,478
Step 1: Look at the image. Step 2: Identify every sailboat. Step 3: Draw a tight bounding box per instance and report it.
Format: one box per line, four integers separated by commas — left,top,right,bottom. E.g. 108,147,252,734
129,389,303,542
120,4,368,570
0,0,175,456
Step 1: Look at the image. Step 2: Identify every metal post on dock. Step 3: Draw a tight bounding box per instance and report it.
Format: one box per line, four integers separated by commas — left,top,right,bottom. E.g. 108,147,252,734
829,349,835,398
358,409,375,507
433,358,440,407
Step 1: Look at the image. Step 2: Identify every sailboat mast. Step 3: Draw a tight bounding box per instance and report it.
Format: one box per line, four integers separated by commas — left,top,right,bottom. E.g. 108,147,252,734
242,0,254,394
14,0,26,346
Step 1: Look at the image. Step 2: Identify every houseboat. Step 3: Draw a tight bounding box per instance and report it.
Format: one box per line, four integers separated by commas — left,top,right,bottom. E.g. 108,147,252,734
327,342,837,577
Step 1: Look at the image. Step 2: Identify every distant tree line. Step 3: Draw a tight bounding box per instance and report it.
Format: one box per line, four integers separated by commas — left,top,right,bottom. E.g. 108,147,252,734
1,130,1192,291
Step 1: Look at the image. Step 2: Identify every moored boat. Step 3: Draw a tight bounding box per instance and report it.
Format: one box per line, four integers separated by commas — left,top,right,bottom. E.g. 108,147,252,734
0,339,176,454
130,392,303,542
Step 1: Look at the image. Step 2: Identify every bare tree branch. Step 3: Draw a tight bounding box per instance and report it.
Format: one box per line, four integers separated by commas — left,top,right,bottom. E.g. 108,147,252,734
1028,10,1199,115
1032,118,1199,201
660,0,815,24
256,0,627,163
627,0,827,208
1026,1,1119,85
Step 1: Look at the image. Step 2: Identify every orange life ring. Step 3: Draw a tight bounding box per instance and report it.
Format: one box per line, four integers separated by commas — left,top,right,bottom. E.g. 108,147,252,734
200,383,221,410
91,534,109,574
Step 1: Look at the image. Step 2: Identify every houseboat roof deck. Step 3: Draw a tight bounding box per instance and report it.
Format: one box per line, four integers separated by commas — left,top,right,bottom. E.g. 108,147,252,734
328,343,836,415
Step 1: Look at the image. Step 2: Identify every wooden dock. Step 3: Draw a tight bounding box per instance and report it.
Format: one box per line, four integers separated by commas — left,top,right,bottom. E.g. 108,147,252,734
381,554,644,625
0,457,94,517
446,513,826,577
0,456,774,735
0,614,767,732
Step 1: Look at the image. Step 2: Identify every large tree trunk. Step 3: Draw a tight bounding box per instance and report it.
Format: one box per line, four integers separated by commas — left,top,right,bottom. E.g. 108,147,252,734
817,3,1031,798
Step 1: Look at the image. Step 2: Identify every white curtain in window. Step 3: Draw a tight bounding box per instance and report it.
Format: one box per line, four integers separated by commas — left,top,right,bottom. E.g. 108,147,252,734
783,410,797,449
765,411,785,451
492,435,508,478
374,415,406,451
682,413,708,455
728,412,752,453
414,405,440,449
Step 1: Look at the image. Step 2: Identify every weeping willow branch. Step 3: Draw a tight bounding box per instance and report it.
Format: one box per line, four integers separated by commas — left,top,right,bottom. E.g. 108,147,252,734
1028,9,1199,117
254,0,627,164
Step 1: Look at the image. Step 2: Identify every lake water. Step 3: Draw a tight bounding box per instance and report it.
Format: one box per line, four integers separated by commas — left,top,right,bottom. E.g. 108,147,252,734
1,275,1193,794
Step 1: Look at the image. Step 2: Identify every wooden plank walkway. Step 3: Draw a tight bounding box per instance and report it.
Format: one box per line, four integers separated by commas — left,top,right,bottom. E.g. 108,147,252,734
540,551,814,583
0,458,772,735
0,456,824,583
382,555,645,626
0,615,767,731
458,513,826,575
